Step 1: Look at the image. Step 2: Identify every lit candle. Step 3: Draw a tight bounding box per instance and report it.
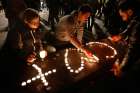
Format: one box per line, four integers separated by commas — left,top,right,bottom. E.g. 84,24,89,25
21,64,56,87
64,49,85,74
39,50,47,61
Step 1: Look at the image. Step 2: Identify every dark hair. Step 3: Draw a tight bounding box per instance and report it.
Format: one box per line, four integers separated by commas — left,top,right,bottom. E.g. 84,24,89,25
22,8,39,22
118,0,139,12
78,4,92,14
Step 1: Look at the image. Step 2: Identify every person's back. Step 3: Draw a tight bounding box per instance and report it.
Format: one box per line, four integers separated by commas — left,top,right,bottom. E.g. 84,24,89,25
55,4,100,62
55,12,77,42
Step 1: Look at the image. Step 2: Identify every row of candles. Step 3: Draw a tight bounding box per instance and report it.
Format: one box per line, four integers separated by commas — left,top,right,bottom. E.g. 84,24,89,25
21,42,117,89
21,64,56,87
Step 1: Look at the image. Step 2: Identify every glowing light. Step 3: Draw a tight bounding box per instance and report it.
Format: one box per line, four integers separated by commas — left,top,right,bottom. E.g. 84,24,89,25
32,77,36,81
92,54,99,62
44,82,48,86
67,67,71,69
52,69,56,73
48,71,52,74
45,72,48,76
39,50,47,61
86,42,117,59
21,64,56,88
75,70,79,73
41,74,44,77
21,82,26,86
27,79,31,83
65,63,69,66
36,75,41,79
70,69,74,72
64,49,85,74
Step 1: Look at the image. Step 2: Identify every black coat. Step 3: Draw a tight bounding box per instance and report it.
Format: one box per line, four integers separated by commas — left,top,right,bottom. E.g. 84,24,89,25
121,16,140,72
0,22,43,92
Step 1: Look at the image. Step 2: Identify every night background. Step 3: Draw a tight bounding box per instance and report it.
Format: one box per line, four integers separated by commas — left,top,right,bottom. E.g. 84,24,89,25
0,0,140,93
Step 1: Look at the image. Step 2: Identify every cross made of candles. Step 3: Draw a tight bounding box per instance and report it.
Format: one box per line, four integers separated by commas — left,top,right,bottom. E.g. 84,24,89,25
21,64,56,87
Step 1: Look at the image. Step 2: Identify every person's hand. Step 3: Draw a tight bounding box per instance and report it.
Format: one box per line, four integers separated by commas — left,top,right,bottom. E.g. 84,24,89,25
83,49,93,58
26,52,36,63
111,61,122,77
111,35,122,42
82,48,99,63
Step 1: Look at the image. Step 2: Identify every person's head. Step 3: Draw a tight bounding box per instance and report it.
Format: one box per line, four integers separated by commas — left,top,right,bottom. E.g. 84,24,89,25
118,0,138,22
22,8,40,29
77,4,92,23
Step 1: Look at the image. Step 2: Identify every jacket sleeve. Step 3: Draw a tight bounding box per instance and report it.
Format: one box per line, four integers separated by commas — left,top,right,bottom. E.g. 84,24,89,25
122,22,140,72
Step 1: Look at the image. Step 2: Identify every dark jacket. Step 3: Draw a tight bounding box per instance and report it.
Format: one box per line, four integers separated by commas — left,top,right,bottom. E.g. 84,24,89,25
121,16,140,75
0,21,44,92
5,22,43,59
